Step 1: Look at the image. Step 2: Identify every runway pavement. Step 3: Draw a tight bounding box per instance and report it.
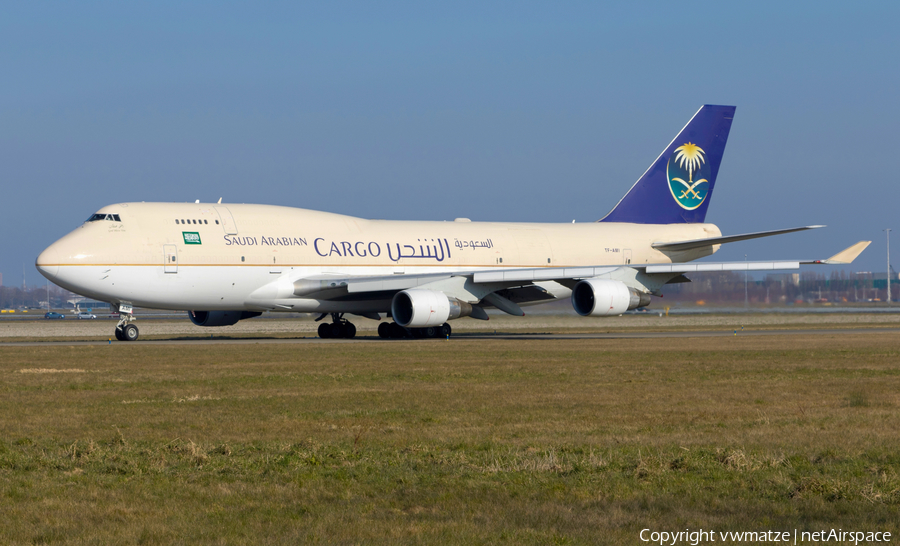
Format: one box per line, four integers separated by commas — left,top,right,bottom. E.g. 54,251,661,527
3,326,899,347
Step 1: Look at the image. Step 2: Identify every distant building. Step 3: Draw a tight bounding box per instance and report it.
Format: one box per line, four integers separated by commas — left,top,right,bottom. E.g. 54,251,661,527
871,271,899,289
67,297,112,312
872,271,899,281
765,273,800,287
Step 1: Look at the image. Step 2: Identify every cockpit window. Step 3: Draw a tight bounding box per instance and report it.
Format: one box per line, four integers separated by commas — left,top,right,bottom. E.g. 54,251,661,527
86,213,121,222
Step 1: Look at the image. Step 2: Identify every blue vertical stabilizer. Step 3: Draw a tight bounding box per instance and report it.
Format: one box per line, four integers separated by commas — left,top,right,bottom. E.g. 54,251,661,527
599,105,735,224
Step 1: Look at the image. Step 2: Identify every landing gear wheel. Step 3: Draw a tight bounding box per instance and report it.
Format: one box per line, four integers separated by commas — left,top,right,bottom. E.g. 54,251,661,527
424,326,437,338
114,328,125,341
439,323,451,338
389,323,406,339
343,322,356,339
320,315,357,339
122,323,139,342
333,322,349,338
377,322,390,339
318,323,332,339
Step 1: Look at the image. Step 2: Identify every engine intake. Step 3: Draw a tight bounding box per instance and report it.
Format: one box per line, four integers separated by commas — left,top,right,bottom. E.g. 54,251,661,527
391,289,473,328
571,279,651,317
189,310,262,327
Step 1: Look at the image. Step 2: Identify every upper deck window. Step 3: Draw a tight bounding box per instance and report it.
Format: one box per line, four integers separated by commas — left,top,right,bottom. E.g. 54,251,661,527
87,213,121,222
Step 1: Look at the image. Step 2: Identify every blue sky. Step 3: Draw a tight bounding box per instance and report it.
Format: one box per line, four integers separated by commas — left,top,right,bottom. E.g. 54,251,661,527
2,2,898,287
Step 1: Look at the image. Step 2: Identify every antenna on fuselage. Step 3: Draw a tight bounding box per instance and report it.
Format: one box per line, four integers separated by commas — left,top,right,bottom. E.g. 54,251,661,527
217,197,222,204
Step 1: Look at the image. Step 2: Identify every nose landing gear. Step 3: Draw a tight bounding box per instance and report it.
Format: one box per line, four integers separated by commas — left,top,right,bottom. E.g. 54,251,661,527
114,305,139,341
114,320,139,341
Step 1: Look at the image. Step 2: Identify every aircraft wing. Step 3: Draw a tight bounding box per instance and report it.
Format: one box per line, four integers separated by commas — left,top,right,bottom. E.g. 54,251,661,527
335,240,871,287
647,240,871,272
287,241,870,316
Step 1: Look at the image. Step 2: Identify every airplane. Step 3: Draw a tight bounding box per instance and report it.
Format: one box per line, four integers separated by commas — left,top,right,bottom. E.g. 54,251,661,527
35,105,870,342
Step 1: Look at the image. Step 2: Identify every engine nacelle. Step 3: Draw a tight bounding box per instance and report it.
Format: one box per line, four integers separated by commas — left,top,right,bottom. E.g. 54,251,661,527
571,279,651,317
391,289,473,328
189,310,262,327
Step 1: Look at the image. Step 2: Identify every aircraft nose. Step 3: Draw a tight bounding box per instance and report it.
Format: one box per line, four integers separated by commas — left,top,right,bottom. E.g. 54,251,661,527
36,245,60,280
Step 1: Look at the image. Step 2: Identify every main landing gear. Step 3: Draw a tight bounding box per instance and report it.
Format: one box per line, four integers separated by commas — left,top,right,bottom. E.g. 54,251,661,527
377,322,451,339
114,312,139,342
314,314,453,340
317,313,357,339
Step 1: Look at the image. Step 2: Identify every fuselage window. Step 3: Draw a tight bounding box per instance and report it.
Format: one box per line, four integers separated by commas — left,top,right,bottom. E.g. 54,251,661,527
181,219,186,224
203,219,208,224
241,256,245,262
193,219,197,224
215,220,219,224
112,214,121,222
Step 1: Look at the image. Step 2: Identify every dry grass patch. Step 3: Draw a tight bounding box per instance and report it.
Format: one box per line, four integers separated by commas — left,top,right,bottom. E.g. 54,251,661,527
1,333,899,543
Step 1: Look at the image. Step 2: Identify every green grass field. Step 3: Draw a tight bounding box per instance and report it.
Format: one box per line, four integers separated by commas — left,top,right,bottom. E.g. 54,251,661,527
2,333,899,544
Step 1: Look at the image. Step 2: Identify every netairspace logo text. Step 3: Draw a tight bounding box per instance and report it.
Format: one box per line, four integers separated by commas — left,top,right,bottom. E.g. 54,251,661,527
640,528,891,545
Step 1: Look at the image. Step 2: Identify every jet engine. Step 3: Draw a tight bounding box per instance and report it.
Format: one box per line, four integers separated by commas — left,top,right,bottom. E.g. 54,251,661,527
571,279,651,317
391,289,474,328
189,310,262,327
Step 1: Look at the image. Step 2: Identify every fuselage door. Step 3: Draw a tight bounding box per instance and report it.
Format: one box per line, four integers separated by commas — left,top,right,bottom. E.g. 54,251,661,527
215,206,238,235
164,244,178,273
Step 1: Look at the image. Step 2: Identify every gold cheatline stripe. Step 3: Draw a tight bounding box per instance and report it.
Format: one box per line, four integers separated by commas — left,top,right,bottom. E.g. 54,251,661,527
46,263,576,268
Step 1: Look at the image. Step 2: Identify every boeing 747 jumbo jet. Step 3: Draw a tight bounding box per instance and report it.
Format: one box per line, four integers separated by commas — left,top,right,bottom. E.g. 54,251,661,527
36,105,869,341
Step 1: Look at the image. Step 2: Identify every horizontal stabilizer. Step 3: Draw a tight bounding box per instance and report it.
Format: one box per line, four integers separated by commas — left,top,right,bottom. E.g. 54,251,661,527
801,241,871,265
652,225,825,252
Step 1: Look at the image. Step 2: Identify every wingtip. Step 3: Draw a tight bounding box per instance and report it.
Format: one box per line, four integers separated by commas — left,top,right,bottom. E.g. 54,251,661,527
824,241,871,264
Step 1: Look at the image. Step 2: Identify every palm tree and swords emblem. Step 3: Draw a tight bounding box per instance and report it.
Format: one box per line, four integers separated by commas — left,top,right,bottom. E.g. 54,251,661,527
667,142,709,210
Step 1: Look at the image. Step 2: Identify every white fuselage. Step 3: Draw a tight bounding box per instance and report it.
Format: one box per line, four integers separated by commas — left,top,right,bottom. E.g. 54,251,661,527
36,202,721,312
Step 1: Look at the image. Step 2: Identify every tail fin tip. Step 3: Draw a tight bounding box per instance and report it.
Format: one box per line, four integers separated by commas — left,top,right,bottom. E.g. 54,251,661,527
600,104,736,224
